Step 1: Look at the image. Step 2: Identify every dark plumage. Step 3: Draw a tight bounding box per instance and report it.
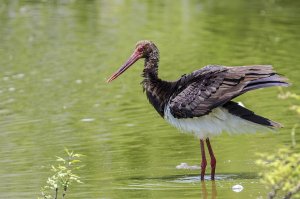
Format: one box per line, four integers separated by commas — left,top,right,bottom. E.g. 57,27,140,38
107,40,290,181
168,65,288,121
223,101,282,128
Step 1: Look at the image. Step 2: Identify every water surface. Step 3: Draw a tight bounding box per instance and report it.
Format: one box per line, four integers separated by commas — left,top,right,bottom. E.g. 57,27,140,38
0,0,299,198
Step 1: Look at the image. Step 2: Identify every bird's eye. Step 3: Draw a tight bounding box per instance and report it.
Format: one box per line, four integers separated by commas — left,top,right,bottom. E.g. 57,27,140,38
137,47,144,52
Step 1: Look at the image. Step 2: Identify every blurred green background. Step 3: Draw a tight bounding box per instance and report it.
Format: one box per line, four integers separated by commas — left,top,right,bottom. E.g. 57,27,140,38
0,0,299,198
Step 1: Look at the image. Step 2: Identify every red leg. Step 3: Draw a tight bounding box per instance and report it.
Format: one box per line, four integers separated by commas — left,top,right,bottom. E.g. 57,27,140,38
200,139,207,181
206,138,216,180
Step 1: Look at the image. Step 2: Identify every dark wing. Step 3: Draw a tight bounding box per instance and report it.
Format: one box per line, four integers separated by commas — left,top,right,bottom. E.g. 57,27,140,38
223,101,282,128
169,65,289,118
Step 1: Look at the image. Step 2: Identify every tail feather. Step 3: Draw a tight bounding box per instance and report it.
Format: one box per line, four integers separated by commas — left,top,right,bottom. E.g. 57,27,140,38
222,66,288,129
223,101,282,129
243,74,290,93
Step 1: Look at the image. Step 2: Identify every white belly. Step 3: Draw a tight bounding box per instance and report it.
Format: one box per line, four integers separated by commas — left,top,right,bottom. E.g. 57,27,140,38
164,105,271,139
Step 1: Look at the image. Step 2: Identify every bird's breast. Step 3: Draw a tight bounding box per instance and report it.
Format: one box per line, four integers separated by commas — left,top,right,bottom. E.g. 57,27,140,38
142,79,177,118
145,90,166,117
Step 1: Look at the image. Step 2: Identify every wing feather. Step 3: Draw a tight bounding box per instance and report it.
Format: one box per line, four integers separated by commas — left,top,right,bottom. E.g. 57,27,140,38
168,65,289,118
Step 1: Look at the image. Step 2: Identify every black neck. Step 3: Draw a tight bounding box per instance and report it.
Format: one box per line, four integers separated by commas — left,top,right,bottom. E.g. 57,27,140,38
141,51,175,117
141,47,160,90
142,50,159,81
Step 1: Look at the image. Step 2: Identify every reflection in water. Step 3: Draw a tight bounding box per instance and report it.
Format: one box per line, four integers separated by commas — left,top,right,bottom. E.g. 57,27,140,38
201,181,217,199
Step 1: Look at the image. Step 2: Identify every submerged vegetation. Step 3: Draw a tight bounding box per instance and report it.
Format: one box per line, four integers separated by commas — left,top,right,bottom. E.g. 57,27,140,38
39,149,84,199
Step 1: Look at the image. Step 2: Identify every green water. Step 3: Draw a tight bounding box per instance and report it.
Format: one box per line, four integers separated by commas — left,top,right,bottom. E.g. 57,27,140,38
0,0,299,198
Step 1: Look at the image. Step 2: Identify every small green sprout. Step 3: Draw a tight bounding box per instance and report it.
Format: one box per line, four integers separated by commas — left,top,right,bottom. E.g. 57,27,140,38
39,148,84,199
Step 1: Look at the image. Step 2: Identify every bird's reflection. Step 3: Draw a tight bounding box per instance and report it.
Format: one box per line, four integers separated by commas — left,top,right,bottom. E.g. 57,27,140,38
200,181,217,199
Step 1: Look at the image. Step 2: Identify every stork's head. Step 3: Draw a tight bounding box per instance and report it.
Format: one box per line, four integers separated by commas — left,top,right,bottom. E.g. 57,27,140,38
107,40,158,82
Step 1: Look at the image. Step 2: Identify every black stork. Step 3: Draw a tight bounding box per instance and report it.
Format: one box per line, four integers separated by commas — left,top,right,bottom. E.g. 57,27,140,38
107,40,289,181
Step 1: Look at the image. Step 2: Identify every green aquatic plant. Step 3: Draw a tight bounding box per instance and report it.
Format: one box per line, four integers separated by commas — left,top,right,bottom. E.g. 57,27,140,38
39,149,84,199
278,88,300,115
256,147,300,199
256,90,300,199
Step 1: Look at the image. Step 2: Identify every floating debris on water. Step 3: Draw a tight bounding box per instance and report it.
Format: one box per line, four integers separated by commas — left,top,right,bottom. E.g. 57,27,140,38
176,163,201,170
232,184,244,192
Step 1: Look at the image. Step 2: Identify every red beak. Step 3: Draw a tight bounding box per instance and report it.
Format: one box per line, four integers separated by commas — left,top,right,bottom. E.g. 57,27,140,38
107,49,142,83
